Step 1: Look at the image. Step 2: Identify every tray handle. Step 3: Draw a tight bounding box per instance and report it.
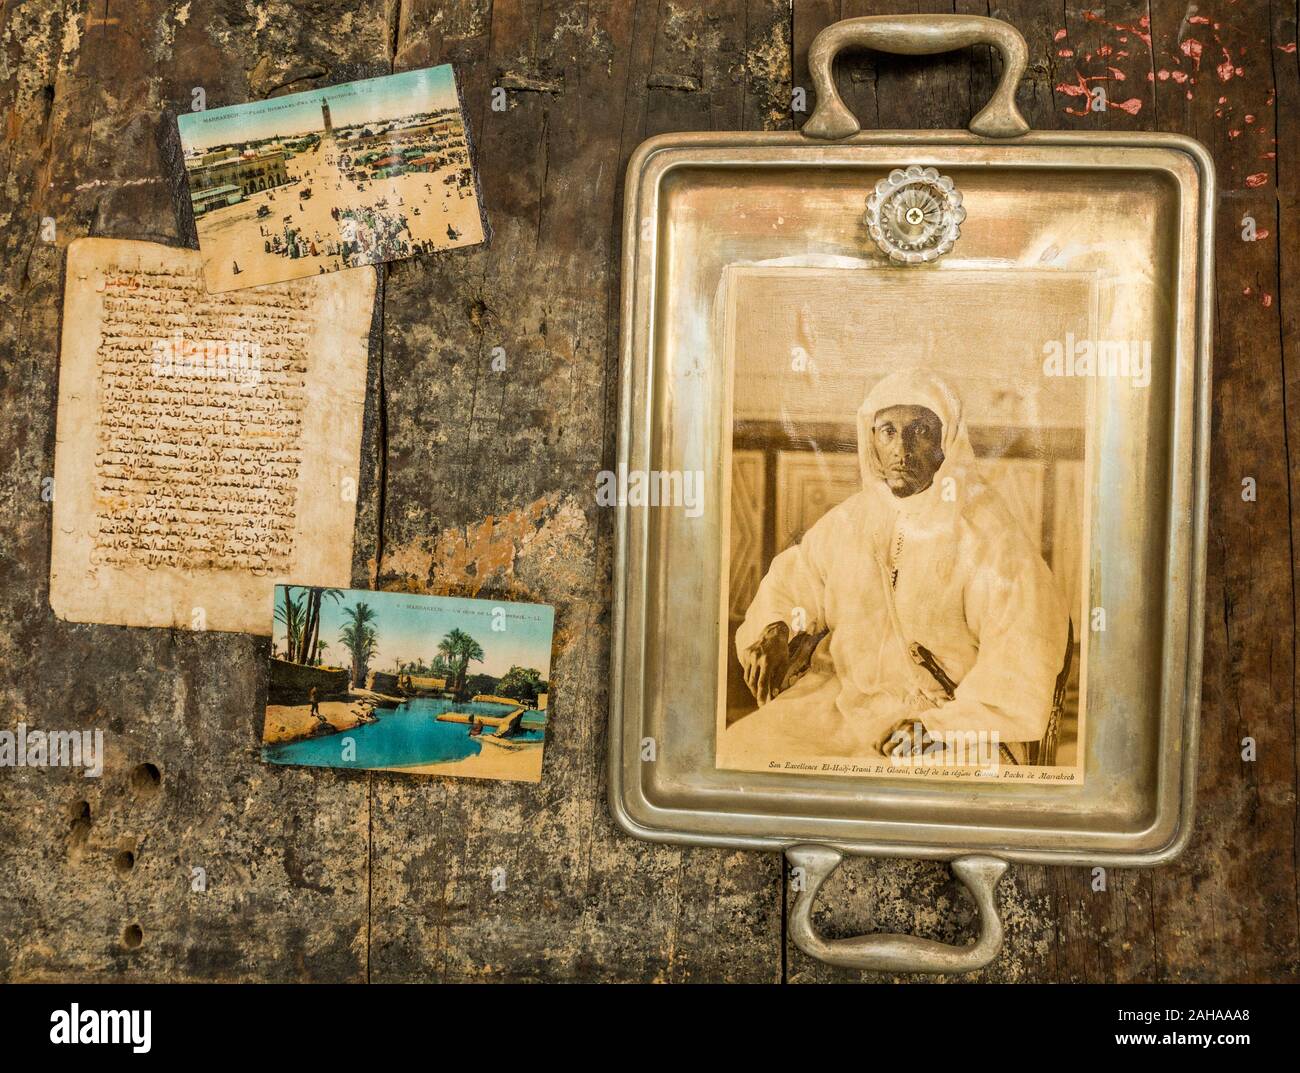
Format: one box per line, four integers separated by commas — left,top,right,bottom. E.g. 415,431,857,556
803,14,1030,140
785,844,1008,974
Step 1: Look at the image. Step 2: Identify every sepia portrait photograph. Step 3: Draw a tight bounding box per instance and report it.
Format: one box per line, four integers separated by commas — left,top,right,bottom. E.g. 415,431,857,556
177,64,485,292
715,264,1095,784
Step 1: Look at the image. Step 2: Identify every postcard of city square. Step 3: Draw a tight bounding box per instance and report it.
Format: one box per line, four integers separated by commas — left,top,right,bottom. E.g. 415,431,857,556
262,586,555,784
177,65,486,292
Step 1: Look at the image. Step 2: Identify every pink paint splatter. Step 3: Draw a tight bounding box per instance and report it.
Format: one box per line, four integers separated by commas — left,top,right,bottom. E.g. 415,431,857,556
1245,173,1269,188
1082,10,1151,49
1218,46,1237,81
1243,286,1252,296
1256,229,1271,240
1279,42,1297,54
1054,28,1068,42
1055,72,1143,117
1058,48,1074,58
1262,294,1273,308
1229,129,1242,138
1180,39,1204,65
1055,76,1093,115
1171,70,1189,84
1188,15,1211,25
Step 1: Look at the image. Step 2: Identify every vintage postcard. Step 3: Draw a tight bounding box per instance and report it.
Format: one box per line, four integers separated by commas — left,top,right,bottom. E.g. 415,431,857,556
715,263,1098,785
261,586,555,783
49,238,374,634
177,64,485,292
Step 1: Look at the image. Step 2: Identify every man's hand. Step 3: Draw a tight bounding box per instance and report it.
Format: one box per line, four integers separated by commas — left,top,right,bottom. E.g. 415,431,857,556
782,628,827,692
741,621,791,706
877,718,930,759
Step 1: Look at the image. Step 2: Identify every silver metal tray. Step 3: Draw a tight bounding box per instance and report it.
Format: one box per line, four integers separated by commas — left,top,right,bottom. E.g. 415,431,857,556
609,15,1213,973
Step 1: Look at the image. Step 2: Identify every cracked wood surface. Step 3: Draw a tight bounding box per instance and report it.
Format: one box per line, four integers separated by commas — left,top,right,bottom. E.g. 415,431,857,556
0,0,1295,982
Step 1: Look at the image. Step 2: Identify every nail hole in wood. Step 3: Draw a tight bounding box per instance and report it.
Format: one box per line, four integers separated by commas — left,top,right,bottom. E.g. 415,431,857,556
130,762,161,795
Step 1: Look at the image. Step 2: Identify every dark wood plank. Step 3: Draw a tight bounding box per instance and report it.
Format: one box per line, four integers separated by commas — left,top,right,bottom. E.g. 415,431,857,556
1147,0,1298,984
365,0,788,982
786,0,1300,984
0,0,393,982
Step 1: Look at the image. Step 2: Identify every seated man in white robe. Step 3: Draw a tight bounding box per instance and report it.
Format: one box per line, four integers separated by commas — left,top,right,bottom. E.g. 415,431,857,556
721,370,1069,764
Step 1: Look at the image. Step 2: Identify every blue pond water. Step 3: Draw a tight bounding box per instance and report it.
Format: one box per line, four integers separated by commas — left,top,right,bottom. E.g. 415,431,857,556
262,697,542,770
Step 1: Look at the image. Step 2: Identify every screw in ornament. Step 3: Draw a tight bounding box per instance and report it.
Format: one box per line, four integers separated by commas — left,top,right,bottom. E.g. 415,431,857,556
863,165,966,265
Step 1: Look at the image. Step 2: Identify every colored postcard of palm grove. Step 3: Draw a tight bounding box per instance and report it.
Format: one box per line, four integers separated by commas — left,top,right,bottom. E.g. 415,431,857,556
262,586,555,783
177,64,486,293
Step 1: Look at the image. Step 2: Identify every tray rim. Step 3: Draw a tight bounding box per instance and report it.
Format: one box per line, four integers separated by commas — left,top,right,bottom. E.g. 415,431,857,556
609,129,1215,868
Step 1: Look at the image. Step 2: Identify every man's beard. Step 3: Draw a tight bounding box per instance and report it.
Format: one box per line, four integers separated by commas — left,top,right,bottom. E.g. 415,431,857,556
886,471,935,497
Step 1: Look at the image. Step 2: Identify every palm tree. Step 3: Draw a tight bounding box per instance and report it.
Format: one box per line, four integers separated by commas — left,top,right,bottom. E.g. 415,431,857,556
440,628,485,700
436,636,457,684
275,588,307,662
299,587,344,664
340,623,377,688
340,602,378,688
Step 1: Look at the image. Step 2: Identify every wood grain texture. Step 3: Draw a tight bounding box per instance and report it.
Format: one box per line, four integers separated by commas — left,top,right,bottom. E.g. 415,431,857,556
786,0,1300,984
0,0,1294,982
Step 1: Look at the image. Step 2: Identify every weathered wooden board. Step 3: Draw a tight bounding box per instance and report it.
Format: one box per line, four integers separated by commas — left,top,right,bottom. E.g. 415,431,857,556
366,0,790,984
786,0,1300,984
0,0,401,984
0,0,1295,983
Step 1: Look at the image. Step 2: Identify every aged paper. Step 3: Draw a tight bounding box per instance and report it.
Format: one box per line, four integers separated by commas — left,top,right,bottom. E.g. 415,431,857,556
50,237,376,634
715,263,1100,785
